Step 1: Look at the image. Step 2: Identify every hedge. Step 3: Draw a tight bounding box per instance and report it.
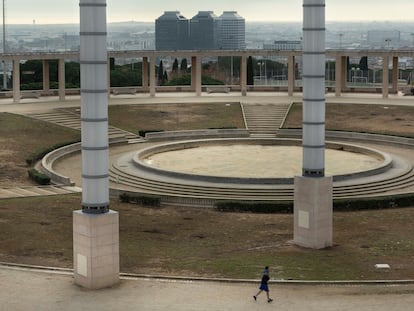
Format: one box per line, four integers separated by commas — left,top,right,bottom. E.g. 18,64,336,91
26,140,80,166
215,194,414,214
119,193,161,207
28,168,51,185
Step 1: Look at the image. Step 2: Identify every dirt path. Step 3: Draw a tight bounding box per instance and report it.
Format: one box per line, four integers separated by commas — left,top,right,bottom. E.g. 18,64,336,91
1,267,414,311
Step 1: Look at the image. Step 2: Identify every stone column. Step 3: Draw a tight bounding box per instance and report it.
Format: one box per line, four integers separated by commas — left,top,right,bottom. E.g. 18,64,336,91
142,57,149,92
341,55,347,92
240,55,247,96
288,53,295,96
42,60,50,94
190,56,202,96
335,54,342,96
12,59,20,103
149,55,156,97
382,55,389,98
58,58,66,101
191,56,197,93
294,0,332,249
107,57,111,97
392,56,398,94
75,0,119,290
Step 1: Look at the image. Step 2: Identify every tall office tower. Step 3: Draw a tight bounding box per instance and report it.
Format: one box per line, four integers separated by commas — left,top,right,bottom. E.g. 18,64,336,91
218,11,246,50
74,0,119,289
293,0,333,249
190,11,219,50
155,11,189,50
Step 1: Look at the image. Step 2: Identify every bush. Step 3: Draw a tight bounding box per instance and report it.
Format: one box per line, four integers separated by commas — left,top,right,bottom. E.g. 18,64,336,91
26,140,79,166
215,194,414,214
215,201,293,214
119,193,161,207
28,168,51,185
333,194,414,211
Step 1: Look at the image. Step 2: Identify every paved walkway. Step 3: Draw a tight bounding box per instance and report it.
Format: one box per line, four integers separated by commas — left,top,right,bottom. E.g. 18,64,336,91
1,265,414,311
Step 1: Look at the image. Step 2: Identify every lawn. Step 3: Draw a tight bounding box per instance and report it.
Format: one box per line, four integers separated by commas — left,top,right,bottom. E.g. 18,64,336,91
0,112,80,186
1,195,414,280
284,102,414,138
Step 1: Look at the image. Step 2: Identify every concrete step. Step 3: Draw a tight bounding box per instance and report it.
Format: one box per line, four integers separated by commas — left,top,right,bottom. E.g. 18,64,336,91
0,186,81,199
109,160,414,202
242,103,290,136
23,109,140,141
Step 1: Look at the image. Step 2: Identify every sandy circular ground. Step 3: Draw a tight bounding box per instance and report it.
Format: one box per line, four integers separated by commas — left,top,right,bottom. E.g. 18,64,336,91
144,145,381,178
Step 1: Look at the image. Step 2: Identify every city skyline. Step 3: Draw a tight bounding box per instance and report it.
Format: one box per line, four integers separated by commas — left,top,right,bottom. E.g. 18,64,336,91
4,0,414,25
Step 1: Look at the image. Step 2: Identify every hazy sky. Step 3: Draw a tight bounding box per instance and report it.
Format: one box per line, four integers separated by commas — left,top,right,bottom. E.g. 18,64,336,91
5,0,414,24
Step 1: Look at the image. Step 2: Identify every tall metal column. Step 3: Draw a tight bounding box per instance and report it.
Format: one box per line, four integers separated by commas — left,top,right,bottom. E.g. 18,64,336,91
302,0,326,177
294,0,332,249
74,0,119,289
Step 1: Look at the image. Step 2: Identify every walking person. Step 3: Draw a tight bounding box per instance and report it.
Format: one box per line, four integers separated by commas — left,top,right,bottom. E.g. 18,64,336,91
253,266,273,303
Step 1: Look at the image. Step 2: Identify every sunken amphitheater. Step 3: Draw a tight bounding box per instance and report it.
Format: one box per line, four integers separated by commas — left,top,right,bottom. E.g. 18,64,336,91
35,96,414,208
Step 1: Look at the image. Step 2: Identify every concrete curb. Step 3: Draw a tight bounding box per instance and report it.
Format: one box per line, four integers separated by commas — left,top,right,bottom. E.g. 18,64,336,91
2,262,414,286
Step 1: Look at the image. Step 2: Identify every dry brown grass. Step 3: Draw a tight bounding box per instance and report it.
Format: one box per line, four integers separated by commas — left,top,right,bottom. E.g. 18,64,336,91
284,102,414,138
108,102,245,133
0,113,80,186
1,195,414,280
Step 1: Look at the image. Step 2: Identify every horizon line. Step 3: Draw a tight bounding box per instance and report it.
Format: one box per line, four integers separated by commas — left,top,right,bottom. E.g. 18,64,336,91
5,19,414,26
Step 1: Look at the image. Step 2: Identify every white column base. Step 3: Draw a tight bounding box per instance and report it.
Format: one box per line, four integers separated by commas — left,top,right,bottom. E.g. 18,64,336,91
73,210,119,289
293,176,333,249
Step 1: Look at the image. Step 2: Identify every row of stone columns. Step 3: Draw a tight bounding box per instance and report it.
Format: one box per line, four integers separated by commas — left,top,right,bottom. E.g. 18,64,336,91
334,55,399,98
10,54,400,103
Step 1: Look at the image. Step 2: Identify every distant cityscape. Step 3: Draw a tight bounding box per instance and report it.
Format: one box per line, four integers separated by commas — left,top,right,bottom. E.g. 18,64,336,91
1,19,414,78
2,20,414,54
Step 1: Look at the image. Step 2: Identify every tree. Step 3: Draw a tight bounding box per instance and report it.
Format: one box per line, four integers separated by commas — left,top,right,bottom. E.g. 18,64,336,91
158,60,164,85
172,58,179,73
247,56,254,85
359,56,368,71
180,58,188,72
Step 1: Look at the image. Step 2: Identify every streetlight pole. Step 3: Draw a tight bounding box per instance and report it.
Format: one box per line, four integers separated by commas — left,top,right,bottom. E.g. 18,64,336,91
339,33,343,48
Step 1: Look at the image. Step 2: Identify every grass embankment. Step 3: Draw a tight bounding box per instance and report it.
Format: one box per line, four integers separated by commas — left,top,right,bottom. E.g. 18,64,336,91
0,112,80,187
1,195,414,280
284,102,414,138
108,102,245,134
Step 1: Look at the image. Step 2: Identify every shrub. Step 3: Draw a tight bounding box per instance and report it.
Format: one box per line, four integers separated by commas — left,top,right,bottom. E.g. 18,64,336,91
28,168,51,185
215,201,293,214
119,193,161,207
215,194,414,214
26,140,79,166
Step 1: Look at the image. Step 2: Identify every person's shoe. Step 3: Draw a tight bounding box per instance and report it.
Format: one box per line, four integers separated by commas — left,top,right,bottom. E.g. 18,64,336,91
268,298,273,303
253,296,257,301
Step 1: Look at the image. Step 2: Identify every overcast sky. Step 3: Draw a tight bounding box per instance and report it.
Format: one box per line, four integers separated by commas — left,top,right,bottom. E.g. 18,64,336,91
5,0,414,24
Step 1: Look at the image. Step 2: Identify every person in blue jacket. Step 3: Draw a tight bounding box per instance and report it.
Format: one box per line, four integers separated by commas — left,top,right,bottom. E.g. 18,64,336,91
253,266,273,303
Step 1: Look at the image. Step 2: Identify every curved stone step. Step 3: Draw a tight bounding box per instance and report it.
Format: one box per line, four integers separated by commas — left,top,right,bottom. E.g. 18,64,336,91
109,159,414,203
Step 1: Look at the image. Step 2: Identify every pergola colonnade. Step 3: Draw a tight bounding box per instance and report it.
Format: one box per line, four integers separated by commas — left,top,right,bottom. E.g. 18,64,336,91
1,49,410,103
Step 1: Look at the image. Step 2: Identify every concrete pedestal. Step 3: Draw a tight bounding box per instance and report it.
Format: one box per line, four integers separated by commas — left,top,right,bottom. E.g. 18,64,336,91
293,176,333,249
73,210,119,289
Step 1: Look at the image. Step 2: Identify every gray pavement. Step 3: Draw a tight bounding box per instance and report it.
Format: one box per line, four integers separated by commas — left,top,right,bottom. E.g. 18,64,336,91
1,265,414,311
